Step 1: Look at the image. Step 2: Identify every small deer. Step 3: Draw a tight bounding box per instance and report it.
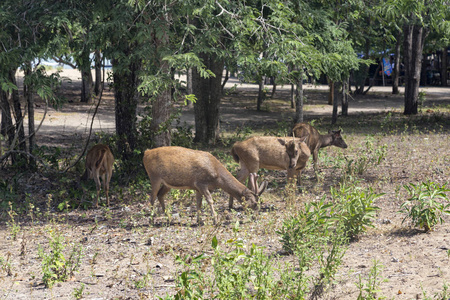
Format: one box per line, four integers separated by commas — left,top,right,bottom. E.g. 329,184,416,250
81,144,114,207
292,122,348,179
142,146,267,225
229,136,310,208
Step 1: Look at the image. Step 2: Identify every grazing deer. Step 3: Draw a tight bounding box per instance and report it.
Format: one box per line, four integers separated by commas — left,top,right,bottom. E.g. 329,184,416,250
229,136,310,208
142,146,267,225
292,122,348,179
81,144,114,207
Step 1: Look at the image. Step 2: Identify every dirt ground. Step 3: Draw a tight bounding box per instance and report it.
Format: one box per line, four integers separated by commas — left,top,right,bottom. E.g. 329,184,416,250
0,69,450,299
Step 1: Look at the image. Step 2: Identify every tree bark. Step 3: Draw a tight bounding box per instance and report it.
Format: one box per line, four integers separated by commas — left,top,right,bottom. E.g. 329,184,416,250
271,77,277,98
293,69,304,123
331,82,341,125
1,90,14,160
441,47,448,87
150,60,172,148
10,69,27,163
221,68,229,93
328,78,334,105
403,24,427,115
112,58,140,159
79,50,93,103
290,83,295,108
94,50,103,96
193,53,224,144
341,78,348,116
257,75,265,111
354,39,370,94
25,62,36,168
392,31,402,94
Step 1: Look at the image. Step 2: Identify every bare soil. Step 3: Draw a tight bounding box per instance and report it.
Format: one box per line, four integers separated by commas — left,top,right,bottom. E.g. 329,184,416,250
0,69,449,299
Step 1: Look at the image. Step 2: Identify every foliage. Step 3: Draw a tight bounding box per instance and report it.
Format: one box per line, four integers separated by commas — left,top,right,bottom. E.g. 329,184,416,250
277,197,348,297
356,259,387,300
399,181,450,232
421,282,450,300
342,136,387,182
331,183,383,239
38,228,83,288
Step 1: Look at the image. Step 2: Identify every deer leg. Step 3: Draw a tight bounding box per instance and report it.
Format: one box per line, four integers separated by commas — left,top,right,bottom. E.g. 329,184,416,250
156,185,170,214
312,149,319,179
198,187,217,225
149,178,162,209
195,191,203,225
105,171,112,207
93,173,102,208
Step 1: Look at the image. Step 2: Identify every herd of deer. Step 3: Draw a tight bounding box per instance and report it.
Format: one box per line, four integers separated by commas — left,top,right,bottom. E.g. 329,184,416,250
81,122,348,224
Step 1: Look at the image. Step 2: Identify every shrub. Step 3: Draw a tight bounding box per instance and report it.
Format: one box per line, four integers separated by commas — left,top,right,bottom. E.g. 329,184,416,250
38,228,83,288
331,183,383,239
399,181,450,232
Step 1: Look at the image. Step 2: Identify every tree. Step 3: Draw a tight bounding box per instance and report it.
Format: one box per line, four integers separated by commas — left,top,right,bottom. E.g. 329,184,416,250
382,0,450,115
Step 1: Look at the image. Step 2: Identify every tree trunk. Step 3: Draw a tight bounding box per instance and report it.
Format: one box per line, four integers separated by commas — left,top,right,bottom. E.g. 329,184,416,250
354,40,370,94
341,78,348,116
403,24,427,115
290,84,295,108
392,31,402,94
271,77,277,98
221,68,229,93
193,53,224,144
441,47,448,87
24,62,36,168
328,78,334,105
150,61,172,147
9,68,27,163
331,82,341,125
186,68,194,108
294,69,304,123
1,89,14,161
94,50,103,96
112,58,140,159
257,75,265,111
79,50,93,103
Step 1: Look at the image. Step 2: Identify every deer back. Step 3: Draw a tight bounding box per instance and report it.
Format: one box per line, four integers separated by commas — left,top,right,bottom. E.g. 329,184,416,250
232,136,305,171
82,144,114,179
292,122,320,151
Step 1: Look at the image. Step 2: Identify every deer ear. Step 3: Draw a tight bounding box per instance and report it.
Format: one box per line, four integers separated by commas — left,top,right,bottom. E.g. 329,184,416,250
299,135,308,143
277,139,286,146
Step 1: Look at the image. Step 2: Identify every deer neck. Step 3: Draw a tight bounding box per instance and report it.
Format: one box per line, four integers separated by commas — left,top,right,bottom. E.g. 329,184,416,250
219,171,248,199
319,134,333,149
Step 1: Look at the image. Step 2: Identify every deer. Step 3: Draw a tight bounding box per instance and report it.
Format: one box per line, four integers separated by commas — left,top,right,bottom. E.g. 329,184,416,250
229,135,310,209
292,122,348,180
142,146,267,225
81,144,114,208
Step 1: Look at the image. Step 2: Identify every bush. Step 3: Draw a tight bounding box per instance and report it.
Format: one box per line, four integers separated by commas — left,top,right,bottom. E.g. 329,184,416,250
38,228,83,288
399,181,450,232
331,183,383,239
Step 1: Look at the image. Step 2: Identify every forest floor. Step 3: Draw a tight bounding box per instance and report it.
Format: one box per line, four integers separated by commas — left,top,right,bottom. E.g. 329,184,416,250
0,69,450,299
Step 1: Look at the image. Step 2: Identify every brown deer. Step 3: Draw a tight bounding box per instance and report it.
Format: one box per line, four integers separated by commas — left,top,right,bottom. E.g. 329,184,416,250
142,146,267,225
292,122,348,179
81,144,114,207
229,136,310,208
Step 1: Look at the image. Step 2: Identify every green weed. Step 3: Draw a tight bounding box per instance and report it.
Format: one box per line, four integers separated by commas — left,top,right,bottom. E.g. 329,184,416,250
399,181,450,232
356,259,387,300
331,183,382,239
38,228,83,288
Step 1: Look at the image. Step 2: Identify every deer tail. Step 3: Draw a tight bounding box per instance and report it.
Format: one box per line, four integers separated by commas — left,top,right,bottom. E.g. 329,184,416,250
95,149,107,168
